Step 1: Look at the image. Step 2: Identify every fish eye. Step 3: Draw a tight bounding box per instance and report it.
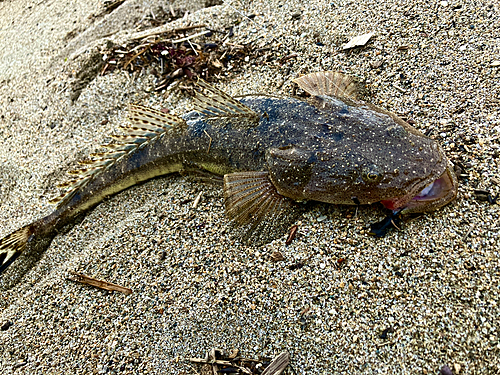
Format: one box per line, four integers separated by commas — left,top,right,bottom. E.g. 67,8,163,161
386,124,407,138
362,165,383,183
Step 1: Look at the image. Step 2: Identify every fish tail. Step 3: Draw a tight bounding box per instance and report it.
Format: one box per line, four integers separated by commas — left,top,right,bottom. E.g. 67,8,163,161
0,225,32,275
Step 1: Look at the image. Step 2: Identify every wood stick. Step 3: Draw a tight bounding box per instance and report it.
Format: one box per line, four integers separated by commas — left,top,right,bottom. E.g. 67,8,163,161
130,24,207,41
68,271,132,294
261,352,290,375
172,30,209,44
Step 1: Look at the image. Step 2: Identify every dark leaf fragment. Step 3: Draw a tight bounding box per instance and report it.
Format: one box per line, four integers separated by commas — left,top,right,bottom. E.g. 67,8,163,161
473,189,498,204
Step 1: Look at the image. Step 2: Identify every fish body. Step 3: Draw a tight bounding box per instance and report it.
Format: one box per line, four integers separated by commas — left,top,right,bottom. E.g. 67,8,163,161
0,72,458,277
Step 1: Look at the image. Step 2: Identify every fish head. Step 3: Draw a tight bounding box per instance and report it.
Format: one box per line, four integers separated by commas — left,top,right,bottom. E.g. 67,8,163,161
266,105,458,213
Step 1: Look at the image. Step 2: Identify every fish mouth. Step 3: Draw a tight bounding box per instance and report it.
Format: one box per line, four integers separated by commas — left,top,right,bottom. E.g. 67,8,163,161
381,165,458,213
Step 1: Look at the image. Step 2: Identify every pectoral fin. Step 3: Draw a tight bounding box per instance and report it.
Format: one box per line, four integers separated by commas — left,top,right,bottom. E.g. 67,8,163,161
223,171,303,245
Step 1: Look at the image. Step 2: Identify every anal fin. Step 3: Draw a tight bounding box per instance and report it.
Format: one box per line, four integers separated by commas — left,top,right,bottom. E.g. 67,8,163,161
223,171,302,245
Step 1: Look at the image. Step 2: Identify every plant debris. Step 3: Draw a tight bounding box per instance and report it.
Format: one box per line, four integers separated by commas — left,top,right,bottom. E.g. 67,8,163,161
189,348,290,375
102,0,127,15
342,32,374,50
285,225,298,245
67,271,132,294
473,188,499,204
99,26,269,91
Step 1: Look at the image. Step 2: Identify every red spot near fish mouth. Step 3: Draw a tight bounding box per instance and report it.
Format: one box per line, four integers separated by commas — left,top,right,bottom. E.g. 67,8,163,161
381,199,397,211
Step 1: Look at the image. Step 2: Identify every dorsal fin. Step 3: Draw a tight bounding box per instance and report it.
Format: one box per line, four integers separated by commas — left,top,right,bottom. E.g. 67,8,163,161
293,71,358,99
49,104,186,208
127,104,187,131
192,79,259,120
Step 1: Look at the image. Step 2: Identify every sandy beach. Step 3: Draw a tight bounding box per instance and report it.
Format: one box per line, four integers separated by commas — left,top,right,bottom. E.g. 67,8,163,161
0,0,499,373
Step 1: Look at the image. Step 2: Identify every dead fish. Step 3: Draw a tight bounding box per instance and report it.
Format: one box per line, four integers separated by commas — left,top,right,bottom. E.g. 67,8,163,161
0,71,457,276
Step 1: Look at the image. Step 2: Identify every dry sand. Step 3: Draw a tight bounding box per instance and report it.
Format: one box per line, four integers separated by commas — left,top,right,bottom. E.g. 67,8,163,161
0,0,499,373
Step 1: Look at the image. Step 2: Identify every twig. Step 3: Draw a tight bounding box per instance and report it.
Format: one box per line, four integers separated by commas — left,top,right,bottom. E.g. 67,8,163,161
203,130,213,153
130,24,207,40
461,224,474,242
285,225,298,245
278,53,298,64
224,42,245,48
376,341,395,347
172,30,210,44
68,271,132,294
392,83,406,93
390,218,401,231
186,363,201,375
223,0,265,31
123,47,149,69
193,191,203,208
189,358,233,366
187,39,199,56
261,352,290,375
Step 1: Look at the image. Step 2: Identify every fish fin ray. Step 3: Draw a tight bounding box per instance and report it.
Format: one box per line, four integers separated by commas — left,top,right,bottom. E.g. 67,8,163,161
193,79,259,120
50,105,184,209
128,104,187,131
0,226,31,275
223,171,303,245
293,71,358,99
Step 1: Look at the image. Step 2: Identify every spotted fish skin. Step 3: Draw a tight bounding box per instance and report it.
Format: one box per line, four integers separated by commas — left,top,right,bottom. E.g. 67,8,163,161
0,72,458,278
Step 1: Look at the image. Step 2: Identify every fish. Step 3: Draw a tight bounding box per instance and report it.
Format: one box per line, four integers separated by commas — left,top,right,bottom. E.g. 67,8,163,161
0,71,458,277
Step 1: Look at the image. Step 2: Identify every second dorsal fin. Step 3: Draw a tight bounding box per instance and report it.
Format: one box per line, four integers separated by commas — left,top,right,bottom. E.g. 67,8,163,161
293,71,358,99
49,104,186,208
193,79,259,120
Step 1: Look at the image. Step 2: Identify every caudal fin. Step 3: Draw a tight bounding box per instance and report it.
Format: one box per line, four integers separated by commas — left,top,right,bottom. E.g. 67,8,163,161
0,226,31,275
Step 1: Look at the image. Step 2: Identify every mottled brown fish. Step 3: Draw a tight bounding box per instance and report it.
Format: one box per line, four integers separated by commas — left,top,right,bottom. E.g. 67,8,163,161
0,72,457,277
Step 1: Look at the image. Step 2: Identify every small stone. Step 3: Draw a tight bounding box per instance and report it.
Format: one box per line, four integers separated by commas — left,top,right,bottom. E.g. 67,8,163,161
380,326,395,339
0,320,13,331
440,365,453,375
370,59,384,69
270,251,285,262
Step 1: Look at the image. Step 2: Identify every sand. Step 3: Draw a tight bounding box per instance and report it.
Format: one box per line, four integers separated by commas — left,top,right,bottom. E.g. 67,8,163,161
0,0,499,373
